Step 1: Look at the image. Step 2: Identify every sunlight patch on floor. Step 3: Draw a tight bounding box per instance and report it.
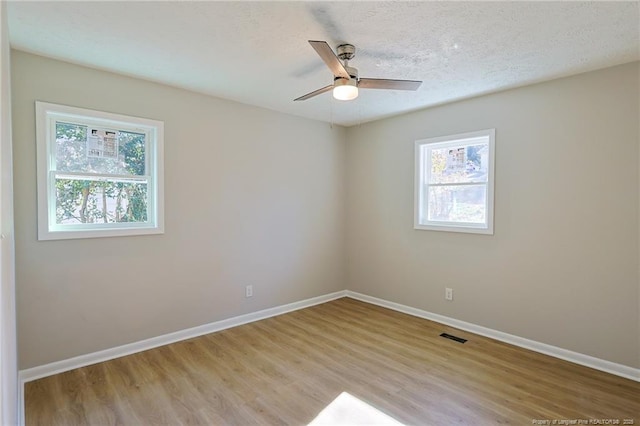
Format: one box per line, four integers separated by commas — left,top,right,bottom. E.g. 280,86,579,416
308,392,405,425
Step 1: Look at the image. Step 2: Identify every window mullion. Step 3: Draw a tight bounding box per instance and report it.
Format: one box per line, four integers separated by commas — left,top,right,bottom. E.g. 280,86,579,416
54,171,149,181
427,181,487,188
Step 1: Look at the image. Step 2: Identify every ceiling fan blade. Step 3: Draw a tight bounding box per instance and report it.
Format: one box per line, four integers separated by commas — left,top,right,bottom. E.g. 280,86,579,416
294,84,333,101
308,40,350,79
358,78,422,91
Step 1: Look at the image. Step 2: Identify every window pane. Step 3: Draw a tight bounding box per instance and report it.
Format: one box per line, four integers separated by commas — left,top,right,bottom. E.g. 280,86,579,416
429,143,489,184
427,184,486,224
55,122,88,173
119,130,147,175
55,122,146,176
55,177,148,224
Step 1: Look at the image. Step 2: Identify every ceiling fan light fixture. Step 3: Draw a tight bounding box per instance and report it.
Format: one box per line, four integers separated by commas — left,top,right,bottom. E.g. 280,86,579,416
333,77,358,101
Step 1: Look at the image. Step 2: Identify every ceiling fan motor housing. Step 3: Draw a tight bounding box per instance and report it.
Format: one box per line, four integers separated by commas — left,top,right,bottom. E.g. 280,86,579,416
334,65,358,81
336,43,356,61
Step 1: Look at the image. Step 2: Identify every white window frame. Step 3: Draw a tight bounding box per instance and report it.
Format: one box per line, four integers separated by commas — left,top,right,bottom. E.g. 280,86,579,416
414,129,495,235
35,101,164,240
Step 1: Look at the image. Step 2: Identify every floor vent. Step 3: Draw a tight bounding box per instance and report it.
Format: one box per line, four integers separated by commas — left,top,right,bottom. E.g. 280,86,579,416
440,333,467,344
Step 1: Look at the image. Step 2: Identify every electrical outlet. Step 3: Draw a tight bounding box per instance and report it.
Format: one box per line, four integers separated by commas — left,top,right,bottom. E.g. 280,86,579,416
245,285,253,298
445,287,453,301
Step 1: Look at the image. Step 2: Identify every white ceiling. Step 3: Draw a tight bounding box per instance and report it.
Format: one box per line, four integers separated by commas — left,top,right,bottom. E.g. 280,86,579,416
7,1,640,127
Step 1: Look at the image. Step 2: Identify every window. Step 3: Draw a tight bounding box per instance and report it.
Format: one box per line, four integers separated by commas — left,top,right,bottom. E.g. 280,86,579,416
414,129,495,234
35,101,164,240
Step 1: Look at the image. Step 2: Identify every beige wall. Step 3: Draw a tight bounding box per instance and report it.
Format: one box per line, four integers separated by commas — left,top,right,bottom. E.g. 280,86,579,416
11,49,640,372
12,51,347,369
346,62,640,368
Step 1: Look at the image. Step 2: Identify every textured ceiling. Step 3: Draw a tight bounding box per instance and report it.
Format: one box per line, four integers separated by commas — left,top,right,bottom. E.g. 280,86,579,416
7,1,640,127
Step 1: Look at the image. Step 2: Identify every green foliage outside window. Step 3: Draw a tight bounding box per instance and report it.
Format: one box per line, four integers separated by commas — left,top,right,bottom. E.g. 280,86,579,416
54,122,148,225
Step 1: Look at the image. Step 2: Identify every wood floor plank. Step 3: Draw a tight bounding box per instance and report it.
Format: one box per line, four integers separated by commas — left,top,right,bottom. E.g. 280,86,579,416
24,298,640,425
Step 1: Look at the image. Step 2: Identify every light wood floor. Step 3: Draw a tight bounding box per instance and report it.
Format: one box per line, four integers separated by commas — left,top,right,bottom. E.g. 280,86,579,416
25,298,639,425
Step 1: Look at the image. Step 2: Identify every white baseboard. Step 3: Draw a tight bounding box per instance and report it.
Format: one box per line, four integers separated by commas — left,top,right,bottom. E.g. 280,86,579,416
345,290,640,382
20,290,640,383
18,288,639,425
20,290,347,384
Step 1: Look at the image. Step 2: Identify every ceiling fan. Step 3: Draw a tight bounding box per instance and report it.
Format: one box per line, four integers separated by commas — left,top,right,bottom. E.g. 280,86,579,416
294,40,422,102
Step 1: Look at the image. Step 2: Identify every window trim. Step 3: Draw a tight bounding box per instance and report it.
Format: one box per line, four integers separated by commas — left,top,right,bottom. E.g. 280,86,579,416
35,101,164,241
414,129,495,235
